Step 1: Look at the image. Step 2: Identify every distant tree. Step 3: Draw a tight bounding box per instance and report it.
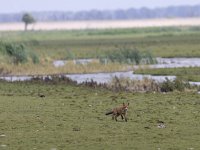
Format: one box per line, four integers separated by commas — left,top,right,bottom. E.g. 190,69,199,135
22,13,36,31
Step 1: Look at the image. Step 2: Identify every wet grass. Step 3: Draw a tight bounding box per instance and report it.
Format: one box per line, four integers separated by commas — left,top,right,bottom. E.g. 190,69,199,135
135,67,200,82
0,81,200,149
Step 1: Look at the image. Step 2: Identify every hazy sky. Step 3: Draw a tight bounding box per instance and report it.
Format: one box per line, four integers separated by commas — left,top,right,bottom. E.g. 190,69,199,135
1,0,200,13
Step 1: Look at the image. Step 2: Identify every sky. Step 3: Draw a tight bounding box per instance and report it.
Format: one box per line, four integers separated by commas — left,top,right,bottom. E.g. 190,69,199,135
1,0,200,13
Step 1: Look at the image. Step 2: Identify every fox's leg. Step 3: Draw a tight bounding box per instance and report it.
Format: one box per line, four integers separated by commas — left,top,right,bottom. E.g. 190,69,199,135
112,114,114,120
124,115,128,122
121,115,124,120
115,114,119,121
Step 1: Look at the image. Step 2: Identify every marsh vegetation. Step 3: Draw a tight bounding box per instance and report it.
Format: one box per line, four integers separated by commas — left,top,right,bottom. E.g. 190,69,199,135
1,26,200,76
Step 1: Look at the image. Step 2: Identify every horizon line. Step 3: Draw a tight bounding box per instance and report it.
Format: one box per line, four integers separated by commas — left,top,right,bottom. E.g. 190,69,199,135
0,4,199,14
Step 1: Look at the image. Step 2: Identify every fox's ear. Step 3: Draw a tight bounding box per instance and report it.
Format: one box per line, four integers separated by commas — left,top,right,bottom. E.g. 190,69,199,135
127,103,129,106
123,102,125,106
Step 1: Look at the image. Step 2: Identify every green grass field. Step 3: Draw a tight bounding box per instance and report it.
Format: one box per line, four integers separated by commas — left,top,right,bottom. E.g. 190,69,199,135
0,81,200,149
1,26,200,59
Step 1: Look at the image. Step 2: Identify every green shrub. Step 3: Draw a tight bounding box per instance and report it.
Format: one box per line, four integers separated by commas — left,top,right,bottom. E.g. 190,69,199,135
142,51,156,64
160,78,175,92
173,78,185,91
0,42,40,65
6,44,28,64
105,48,154,65
129,49,141,65
160,77,190,92
30,52,40,64
4,43,28,64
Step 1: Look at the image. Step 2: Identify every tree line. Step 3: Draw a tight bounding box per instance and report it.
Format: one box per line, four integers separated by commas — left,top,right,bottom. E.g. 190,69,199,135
1,5,200,22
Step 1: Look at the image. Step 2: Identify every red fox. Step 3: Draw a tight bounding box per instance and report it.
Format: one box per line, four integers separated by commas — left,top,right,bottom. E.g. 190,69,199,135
105,103,129,122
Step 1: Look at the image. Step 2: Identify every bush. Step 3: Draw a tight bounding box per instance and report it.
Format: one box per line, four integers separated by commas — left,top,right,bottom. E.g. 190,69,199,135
4,43,28,64
0,42,40,65
160,77,189,92
130,49,141,65
142,51,156,64
30,52,39,64
5,43,28,64
105,48,154,65
173,78,185,91
160,78,175,92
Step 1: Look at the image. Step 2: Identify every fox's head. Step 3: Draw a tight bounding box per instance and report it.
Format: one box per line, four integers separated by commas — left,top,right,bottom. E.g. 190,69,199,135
122,102,129,111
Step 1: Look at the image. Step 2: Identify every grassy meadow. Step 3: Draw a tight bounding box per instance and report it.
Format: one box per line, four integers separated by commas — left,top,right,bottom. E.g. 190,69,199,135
1,26,200,59
0,81,200,150
1,26,200,75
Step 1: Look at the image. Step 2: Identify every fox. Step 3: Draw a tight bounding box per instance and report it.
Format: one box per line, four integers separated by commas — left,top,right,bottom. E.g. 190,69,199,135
105,102,129,122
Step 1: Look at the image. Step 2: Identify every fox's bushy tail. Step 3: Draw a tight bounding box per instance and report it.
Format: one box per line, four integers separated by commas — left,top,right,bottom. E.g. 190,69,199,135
105,111,113,115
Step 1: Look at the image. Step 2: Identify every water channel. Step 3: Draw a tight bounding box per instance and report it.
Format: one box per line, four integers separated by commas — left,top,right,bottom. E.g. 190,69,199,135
0,58,200,85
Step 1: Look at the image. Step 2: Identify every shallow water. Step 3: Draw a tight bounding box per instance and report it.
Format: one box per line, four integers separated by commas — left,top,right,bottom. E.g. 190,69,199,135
0,76,32,82
152,57,200,68
53,59,94,67
1,58,200,85
65,71,176,84
53,58,200,68
0,71,175,83
1,71,200,86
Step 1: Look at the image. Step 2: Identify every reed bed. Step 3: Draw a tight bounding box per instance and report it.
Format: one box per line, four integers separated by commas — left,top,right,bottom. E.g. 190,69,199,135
0,61,129,75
